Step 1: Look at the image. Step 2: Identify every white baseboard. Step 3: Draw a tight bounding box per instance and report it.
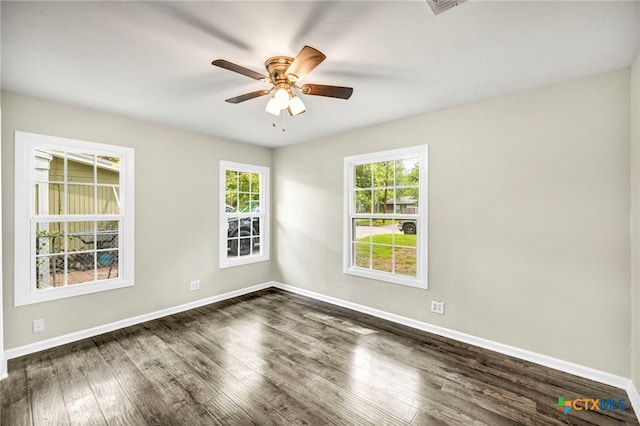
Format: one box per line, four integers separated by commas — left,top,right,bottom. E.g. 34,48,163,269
628,380,640,419
271,281,640,417
3,282,272,362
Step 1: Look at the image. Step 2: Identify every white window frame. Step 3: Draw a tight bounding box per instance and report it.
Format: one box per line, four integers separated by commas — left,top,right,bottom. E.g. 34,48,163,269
14,131,135,306
343,145,428,288
219,161,270,268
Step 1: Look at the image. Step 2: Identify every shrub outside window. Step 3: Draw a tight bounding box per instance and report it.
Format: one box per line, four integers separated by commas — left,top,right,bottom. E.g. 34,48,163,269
344,145,428,288
219,161,269,268
14,131,134,306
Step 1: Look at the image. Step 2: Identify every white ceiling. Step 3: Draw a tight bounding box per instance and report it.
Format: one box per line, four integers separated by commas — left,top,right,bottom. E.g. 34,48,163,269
2,1,639,148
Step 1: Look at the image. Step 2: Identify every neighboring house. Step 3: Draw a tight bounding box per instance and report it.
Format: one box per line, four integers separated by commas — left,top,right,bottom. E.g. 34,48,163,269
36,149,120,236
384,196,418,214
35,150,120,287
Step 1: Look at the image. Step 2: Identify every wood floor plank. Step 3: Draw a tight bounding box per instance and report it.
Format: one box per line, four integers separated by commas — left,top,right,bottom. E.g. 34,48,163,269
25,352,71,425
78,343,147,425
1,358,33,426
2,288,638,426
49,341,107,425
92,332,191,425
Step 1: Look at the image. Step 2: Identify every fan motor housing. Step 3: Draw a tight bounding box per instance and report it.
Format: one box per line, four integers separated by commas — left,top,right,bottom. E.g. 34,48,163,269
265,56,294,84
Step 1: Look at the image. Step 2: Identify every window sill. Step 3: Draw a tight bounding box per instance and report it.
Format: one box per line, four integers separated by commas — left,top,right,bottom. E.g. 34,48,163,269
344,266,427,289
15,279,134,306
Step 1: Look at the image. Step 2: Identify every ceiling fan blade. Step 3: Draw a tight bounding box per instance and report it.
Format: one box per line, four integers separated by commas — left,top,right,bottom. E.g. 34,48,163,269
212,59,269,82
225,90,271,104
286,46,326,82
300,84,353,100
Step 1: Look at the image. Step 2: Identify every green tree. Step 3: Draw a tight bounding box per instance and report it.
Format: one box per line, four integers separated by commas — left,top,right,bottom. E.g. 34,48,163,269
226,171,260,212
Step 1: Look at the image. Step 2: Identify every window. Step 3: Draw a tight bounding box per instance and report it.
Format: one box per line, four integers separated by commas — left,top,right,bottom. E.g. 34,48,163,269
14,131,134,306
220,161,269,268
344,145,428,288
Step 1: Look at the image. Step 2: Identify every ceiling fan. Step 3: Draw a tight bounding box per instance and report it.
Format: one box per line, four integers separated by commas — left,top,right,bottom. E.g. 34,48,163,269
212,45,353,117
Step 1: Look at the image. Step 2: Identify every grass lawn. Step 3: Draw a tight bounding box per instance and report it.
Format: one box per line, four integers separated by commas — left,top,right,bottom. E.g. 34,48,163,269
355,233,417,276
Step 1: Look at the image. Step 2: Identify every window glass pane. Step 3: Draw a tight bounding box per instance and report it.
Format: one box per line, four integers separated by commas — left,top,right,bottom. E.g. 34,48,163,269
238,172,252,193
67,251,96,285
96,156,120,185
67,184,95,215
354,243,371,269
226,170,238,211
66,153,95,184
355,163,372,188
225,196,237,212
43,151,65,182
238,233,253,257
97,250,119,281
249,217,261,238
36,222,65,255
35,255,65,289
227,218,240,257
387,190,399,214
395,157,420,187
354,218,373,243
97,185,120,215
355,190,372,214
238,192,250,210
34,183,64,216
373,161,394,188
49,183,65,215
249,172,260,194
248,194,260,213
97,221,119,250
371,244,393,273
394,247,417,277
68,221,96,252
395,188,419,214
373,189,395,214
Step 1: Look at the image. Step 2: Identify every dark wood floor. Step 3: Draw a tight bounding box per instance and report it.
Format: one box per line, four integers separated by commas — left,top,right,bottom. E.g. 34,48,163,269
1,288,638,425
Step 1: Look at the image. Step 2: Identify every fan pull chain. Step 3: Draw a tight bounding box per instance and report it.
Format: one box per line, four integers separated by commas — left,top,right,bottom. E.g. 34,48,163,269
281,109,286,132
272,110,286,132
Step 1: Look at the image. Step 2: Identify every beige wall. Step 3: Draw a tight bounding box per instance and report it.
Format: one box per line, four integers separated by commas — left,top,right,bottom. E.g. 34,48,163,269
2,92,272,348
274,70,632,376
631,52,640,391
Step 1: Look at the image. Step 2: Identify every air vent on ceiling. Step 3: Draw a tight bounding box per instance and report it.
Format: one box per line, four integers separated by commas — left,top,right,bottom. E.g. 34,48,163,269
426,0,467,15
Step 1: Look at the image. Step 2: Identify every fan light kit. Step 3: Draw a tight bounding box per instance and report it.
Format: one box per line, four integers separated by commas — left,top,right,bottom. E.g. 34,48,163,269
212,45,353,118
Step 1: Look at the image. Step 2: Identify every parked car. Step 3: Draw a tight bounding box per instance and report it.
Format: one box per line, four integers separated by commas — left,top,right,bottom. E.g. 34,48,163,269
226,203,260,256
398,220,417,235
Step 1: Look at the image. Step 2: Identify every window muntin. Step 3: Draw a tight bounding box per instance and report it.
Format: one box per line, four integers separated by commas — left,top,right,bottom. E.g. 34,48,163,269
344,146,427,288
15,132,134,306
220,161,269,268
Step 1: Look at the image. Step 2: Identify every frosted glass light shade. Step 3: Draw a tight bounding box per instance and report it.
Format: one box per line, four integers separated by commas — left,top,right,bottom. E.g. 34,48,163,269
273,88,290,109
265,98,281,116
288,95,306,116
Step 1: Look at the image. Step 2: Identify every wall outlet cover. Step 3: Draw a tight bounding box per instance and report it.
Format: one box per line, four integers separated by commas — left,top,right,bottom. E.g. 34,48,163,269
431,301,445,315
33,318,45,333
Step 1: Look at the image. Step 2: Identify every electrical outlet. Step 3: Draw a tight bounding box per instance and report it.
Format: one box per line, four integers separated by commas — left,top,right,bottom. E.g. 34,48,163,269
431,301,445,315
190,280,200,291
33,318,45,333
